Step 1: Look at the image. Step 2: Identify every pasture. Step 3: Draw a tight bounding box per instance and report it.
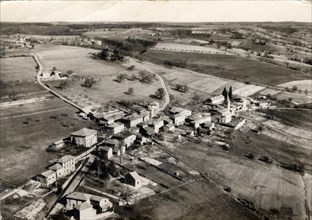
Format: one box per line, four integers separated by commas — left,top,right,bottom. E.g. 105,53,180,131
173,139,308,220
0,98,93,186
0,56,46,101
33,45,162,108
141,50,311,86
127,180,258,220
278,80,312,93
129,59,263,98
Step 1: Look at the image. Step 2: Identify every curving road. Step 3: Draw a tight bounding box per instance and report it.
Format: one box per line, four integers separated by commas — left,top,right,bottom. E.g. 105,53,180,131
31,52,89,114
128,57,170,112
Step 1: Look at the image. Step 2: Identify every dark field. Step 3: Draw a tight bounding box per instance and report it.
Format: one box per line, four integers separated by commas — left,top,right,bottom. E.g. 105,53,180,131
258,109,312,131
172,138,308,220
0,98,93,186
141,50,311,86
122,180,259,220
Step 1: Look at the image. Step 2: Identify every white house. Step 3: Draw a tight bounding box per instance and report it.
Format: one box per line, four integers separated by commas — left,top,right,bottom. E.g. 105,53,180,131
37,170,56,187
188,113,211,128
123,114,143,128
99,146,113,159
125,171,141,188
169,107,192,126
106,122,124,136
71,128,98,148
148,118,164,133
114,131,137,148
206,95,225,105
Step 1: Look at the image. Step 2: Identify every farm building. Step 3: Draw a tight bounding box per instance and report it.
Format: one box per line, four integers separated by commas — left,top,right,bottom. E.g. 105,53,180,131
66,192,113,220
164,122,175,132
103,139,119,148
135,134,148,145
37,170,56,187
125,171,141,188
99,146,113,160
113,145,125,156
141,126,156,138
71,128,98,148
169,107,192,126
213,109,232,123
188,113,212,128
148,101,160,117
56,155,76,176
206,95,225,105
49,139,66,151
148,118,164,133
113,131,137,148
123,114,144,128
106,122,124,135
102,112,125,125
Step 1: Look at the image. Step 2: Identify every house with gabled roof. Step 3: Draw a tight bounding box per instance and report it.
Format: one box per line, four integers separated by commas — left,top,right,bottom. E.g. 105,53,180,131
37,170,56,187
71,128,98,147
125,171,141,188
106,122,124,136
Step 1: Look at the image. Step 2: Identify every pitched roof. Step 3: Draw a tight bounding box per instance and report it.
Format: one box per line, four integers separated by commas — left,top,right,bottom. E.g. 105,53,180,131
76,201,93,211
104,139,119,146
40,170,56,178
71,128,97,137
67,192,87,201
126,171,140,180
48,163,63,171
107,122,124,128
208,95,225,101
90,195,106,202
58,155,75,164
99,146,112,152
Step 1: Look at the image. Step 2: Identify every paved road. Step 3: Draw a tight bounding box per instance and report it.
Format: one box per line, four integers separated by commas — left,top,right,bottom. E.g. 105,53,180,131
128,57,170,112
31,52,89,114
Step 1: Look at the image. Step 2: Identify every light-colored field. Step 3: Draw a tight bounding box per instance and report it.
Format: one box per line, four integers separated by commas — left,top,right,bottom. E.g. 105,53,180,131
153,42,234,55
232,85,265,97
131,59,263,97
33,45,162,108
0,55,47,101
0,57,36,82
274,91,312,104
279,80,312,93
259,88,282,96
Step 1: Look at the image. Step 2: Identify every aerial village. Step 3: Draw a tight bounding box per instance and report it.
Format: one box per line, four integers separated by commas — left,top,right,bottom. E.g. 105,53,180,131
18,84,270,220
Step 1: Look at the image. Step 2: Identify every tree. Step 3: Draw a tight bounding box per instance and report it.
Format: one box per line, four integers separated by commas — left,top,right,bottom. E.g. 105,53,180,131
116,73,127,82
82,78,96,88
67,70,74,75
127,87,134,95
292,85,298,92
304,89,308,95
229,86,233,101
52,66,57,71
155,88,165,99
222,87,228,99
99,48,110,60
176,84,189,93
288,97,293,103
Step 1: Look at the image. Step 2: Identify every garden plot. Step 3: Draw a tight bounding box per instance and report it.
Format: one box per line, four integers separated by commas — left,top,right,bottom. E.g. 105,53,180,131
153,42,234,55
15,199,46,220
232,85,265,97
279,80,312,93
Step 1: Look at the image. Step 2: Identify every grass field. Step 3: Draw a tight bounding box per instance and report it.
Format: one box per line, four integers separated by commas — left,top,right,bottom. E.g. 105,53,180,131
278,80,312,93
0,56,47,101
173,139,308,220
124,180,259,220
259,109,312,131
0,98,93,186
33,45,162,108
141,50,311,86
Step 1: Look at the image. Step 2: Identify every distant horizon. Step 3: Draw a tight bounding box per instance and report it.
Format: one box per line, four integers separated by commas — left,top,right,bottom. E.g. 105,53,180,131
1,1,311,23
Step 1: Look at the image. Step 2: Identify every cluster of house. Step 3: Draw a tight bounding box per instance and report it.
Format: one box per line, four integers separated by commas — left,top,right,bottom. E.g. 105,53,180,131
81,38,102,46
36,155,76,187
64,191,113,220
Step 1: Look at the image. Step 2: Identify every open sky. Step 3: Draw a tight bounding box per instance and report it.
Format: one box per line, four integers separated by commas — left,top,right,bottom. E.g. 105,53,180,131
1,1,311,23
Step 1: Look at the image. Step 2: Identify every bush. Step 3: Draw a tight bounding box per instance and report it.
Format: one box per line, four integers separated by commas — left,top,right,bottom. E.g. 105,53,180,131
258,156,272,164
